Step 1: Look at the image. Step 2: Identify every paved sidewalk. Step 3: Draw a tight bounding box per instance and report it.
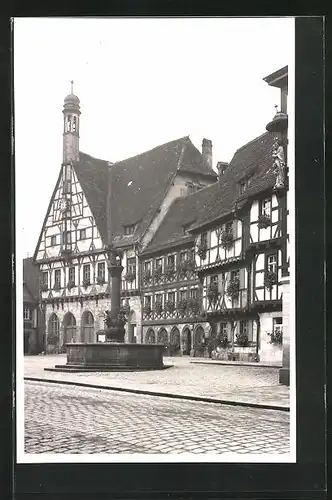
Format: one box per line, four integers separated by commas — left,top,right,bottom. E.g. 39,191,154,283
23,354,290,410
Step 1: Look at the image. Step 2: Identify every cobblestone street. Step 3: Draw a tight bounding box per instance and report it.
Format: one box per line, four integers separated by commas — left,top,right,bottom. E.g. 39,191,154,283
24,380,290,455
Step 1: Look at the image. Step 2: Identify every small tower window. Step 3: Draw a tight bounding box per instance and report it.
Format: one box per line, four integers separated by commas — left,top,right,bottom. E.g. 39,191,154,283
72,116,77,132
67,115,72,132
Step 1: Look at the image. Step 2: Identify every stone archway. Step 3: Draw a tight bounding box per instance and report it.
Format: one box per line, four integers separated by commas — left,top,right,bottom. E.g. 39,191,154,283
81,310,94,343
181,326,192,356
170,327,181,356
63,312,77,345
157,328,169,353
145,328,156,344
193,325,205,357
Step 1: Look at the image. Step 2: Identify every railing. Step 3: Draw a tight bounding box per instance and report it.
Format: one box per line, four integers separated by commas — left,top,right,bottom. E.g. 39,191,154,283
143,304,201,321
142,268,197,288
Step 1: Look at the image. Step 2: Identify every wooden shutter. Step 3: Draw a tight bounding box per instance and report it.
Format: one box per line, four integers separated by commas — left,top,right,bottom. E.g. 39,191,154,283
239,268,245,289
232,219,238,239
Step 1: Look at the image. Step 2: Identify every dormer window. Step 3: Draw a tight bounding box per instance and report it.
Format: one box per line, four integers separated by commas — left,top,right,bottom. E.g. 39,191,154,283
261,198,272,217
124,224,136,235
240,181,247,194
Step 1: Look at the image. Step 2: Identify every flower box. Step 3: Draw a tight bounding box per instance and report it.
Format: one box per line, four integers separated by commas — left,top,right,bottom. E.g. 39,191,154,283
267,330,282,345
220,230,234,250
53,283,61,292
40,283,48,292
125,271,136,282
96,276,105,285
67,279,75,290
197,241,207,260
82,279,90,289
264,270,277,290
165,300,175,313
226,277,240,299
258,213,271,229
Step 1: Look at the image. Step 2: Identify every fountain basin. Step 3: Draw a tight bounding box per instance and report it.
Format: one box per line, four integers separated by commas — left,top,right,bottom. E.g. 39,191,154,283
45,342,170,372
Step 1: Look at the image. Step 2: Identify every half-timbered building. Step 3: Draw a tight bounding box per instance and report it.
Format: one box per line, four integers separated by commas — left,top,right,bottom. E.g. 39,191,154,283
140,66,288,364
33,88,217,351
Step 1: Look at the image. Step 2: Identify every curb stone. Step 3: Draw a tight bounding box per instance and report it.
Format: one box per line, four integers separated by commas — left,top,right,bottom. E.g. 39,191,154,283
24,376,290,412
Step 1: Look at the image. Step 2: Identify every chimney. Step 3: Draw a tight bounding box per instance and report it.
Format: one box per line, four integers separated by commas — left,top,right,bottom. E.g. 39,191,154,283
217,161,229,181
202,138,213,169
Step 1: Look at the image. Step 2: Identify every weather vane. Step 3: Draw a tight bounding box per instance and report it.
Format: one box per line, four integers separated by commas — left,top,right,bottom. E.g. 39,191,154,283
70,80,74,94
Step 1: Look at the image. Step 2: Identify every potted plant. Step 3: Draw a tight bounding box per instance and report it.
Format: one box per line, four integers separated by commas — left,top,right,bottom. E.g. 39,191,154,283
264,270,277,290
197,239,207,260
207,282,219,303
219,332,230,349
125,270,136,282
53,282,61,291
177,298,188,315
67,279,75,290
220,229,234,250
82,278,90,289
40,283,48,292
267,329,282,345
143,303,151,315
258,213,271,229
142,268,152,285
155,301,163,315
188,297,201,315
165,299,175,313
164,264,175,280
154,266,163,281
96,276,105,285
236,332,249,347
226,277,240,299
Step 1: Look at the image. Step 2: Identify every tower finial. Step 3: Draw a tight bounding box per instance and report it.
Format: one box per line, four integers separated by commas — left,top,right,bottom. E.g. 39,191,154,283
71,80,74,94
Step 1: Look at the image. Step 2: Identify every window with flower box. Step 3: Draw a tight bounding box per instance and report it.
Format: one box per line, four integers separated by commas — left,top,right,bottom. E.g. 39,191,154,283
179,251,187,263
273,317,283,334
54,270,61,287
167,254,175,269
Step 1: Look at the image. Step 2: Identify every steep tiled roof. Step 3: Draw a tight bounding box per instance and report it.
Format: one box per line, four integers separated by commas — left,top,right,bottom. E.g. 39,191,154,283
143,183,220,253
143,132,276,251
23,257,40,302
74,137,217,246
193,132,275,229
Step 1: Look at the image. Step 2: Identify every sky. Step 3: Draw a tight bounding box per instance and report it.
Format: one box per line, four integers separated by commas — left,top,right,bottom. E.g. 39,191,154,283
14,17,294,257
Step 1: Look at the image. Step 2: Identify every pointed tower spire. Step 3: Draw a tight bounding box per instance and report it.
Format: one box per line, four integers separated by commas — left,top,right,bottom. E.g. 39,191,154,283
62,81,81,164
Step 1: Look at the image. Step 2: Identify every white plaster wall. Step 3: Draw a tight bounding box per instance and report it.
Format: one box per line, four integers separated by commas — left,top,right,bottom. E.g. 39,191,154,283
258,311,283,364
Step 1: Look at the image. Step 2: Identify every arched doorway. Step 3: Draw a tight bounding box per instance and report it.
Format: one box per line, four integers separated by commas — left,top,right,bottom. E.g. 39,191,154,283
170,327,181,356
81,311,94,343
194,325,205,357
145,328,156,344
63,313,77,344
47,313,60,350
182,327,192,355
157,328,169,353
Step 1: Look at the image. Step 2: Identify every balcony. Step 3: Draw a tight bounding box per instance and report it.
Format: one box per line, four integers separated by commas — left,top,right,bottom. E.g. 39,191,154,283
142,298,201,322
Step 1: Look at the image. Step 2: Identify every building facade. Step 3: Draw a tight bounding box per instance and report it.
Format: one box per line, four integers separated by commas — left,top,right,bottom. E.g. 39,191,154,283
33,67,289,376
23,257,45,354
